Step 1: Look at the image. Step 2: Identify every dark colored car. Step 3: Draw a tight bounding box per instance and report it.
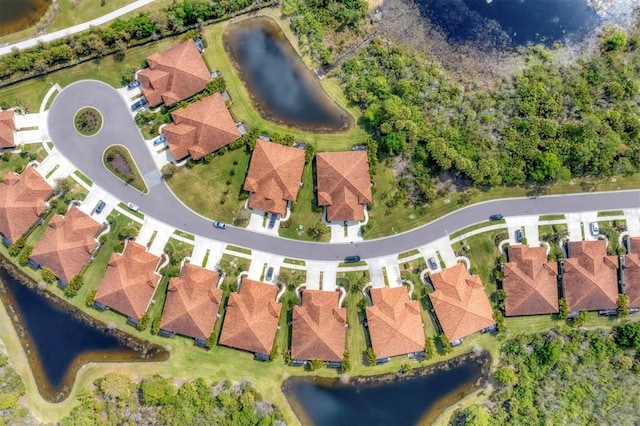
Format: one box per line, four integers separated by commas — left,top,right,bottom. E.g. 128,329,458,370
95,200,106,214
153,134,166,146
344,256,361,263
130,97,147,111
515,229,523,243
428,257,438,270
212,221,227,229
127,79,141,90
489,214,504,221
265,266,274,281
268,214,278,229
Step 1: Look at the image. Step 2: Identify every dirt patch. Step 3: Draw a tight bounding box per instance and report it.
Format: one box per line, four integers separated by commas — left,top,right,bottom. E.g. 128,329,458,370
107,152,133,177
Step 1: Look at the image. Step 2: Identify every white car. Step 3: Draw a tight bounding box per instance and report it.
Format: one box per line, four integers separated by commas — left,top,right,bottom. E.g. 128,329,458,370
126,202,139,212
590,222,600,236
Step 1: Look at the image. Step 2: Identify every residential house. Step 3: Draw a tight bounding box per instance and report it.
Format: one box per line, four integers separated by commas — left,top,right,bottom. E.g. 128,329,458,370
0,110,16,149
502,244,559,316
429,263,495,343
138,39,212,107
623,237,640,308
316,151,372,222
291,289,346,362
243,139,305,216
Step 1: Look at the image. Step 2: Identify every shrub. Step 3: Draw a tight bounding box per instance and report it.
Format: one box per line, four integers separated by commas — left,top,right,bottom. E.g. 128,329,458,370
439,334,452,354
424,337,436,359
64,275,84,298
366,347,376,366
8,237,26,257
558,298,569,320
137,312,151,331
150,315,161,335
307,359,324,371
41,267,56,284
86,289,97,307
618,294,630,318
18,245,33,266
139,375,176,406
341,351,351,372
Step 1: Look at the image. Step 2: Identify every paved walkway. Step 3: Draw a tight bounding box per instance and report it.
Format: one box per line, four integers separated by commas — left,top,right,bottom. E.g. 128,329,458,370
0,0,156,56
625,209,640,237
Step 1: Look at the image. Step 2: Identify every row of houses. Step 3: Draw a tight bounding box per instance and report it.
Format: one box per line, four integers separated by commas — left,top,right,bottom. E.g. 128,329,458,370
502,239,640,316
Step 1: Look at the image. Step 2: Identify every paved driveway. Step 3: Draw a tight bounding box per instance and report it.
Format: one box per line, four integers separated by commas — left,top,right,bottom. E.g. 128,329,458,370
48,81,640,261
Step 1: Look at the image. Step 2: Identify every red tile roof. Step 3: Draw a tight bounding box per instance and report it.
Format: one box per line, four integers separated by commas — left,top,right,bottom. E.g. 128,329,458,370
291,289,346,362
138,39,211,107
429,264,495,342
160,263,222,340
0,166,53,243
366,286,425,359
624,237,640,308
31,206,101,284
563,240,618,312
0,110,16,149
244,140,305,216
164,93,240,161
94,241,161,320
316,151,372,222
219,278,281,355
503,245,558,316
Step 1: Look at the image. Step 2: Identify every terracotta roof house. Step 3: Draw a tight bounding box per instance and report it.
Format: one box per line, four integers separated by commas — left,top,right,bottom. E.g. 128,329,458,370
625,237,640,308
30,206,101,285
243,140,305,216
219,278,282,356
316,151,372,222
366,286,425,359
138,39,211,107
502,245,559,316
0,166,53,244
0,110,16,149
163,93,240,162
563,240,619,312
429,264,495,343
291,289,346,362
160,263,222,342
94,241,162,321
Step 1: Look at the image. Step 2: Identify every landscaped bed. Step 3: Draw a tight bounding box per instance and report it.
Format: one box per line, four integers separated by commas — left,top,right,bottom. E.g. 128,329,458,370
103,145,148,193
73,107,102,136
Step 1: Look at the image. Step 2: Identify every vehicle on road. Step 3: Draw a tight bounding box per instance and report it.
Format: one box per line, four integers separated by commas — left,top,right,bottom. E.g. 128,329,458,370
212,221,227,229
344,255,361,263
428,257,438,270
265,266,274,281
127,80,141,90
489,214,504,221
153,134,166,146
268,214,278,229
515,229,523,243
95,200,106,214
126,202,139,212
590,222,600,236
130,98,147,111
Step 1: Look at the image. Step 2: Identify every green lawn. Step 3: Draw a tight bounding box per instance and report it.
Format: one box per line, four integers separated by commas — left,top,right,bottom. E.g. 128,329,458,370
450,220,506,240
279,162,326,241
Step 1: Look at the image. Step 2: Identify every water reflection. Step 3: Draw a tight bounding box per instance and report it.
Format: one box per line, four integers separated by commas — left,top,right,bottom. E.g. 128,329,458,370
224,18,352,132
0,0,52,37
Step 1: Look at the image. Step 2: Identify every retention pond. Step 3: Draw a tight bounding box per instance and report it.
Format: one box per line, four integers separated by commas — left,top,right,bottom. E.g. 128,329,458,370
223,17,353,132
0,0,52,37
283,351,490,425
0,264,167,402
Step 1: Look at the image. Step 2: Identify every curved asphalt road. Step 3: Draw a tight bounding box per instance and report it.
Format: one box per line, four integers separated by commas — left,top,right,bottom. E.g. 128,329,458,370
48,81,640,261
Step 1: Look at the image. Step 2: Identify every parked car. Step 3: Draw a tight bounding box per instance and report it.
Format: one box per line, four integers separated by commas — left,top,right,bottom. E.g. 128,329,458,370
130,98,147,111
212,221,227,229
428,257,438,270
126,202,139,212
268,214,278,229
127,79,141,90
265,266,274,281
344,255,361,263
489,214,504,221
153,134,166,146
590,222,600,236
515,229,523,243
95,200,106,214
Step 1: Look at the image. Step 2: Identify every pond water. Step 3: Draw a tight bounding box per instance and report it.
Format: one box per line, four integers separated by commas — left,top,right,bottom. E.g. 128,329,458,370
223,18,352,132
283,354,489,426
0,0,52,37
0,267,167,402
415,0,601,47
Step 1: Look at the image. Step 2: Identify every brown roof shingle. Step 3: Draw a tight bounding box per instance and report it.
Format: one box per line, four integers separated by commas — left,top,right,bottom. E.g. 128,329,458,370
366,286,425,359
563,240,619,312
138,39,211,107
244,140,305,216
626,237,640,308
0,110,16,149
219,278,281,355
503,245,558,316
160,263,222,340
31,206,101,284
164,93,240,161
0,166,53,243
316,151,372,222
94,241,161,320
429,264,495,342
291,289,346,362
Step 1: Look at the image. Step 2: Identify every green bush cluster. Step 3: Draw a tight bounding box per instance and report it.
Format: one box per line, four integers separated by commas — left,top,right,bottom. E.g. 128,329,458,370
64,275,85,298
